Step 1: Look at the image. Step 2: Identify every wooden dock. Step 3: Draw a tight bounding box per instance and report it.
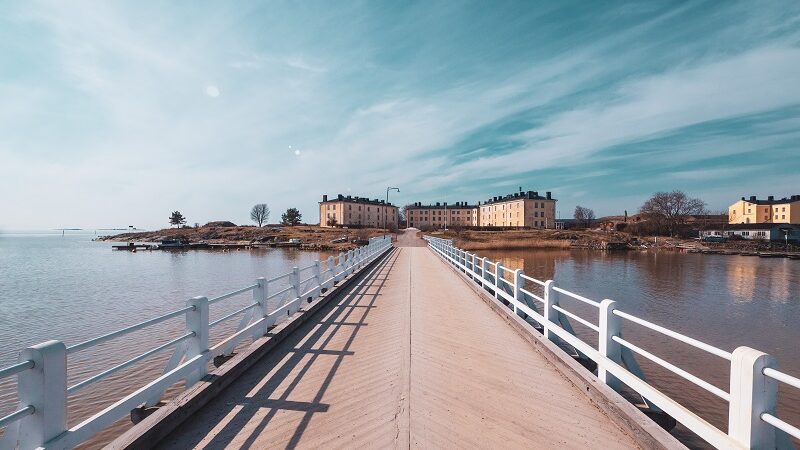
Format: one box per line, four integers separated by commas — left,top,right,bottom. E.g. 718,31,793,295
119,231,678,449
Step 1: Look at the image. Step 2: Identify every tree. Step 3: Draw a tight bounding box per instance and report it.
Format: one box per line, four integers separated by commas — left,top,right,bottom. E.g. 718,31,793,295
169,211,186,227
639,190,706,237
281,208,302,226
326,216,338,227
573,206,595,228
250,203,270,227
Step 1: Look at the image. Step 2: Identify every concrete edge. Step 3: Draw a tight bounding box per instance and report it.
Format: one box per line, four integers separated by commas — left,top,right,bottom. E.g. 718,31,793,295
107,246,396,450
430,249,686,450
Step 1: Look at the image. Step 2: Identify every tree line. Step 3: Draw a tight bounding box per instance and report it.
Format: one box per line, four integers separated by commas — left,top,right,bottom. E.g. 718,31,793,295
168,204,303,228
573,190,707,237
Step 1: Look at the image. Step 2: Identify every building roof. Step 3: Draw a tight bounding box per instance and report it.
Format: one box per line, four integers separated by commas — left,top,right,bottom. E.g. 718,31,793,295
737,195,800,205
483,190,556,205
320,194,396,207
406,202,477,209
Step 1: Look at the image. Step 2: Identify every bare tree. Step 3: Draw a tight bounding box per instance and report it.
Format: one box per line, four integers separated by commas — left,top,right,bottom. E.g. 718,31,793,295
573,206,595,228
639,191,706,237
250,203,270,227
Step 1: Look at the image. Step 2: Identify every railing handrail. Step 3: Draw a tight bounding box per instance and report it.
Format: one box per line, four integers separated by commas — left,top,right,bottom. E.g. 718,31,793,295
0,236,393,449
422,235,799,447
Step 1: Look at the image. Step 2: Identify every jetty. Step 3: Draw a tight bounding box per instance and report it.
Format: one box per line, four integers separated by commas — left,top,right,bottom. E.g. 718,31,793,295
1,232,799,449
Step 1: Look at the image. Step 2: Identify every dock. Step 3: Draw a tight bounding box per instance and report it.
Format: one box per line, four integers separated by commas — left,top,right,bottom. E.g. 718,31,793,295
119,231,671,449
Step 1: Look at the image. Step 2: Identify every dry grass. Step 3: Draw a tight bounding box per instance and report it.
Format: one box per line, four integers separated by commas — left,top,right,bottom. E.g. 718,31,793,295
426,228,629,251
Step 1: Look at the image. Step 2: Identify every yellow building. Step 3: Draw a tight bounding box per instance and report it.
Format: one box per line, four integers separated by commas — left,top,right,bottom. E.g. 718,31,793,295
479,191,556,228
406,202,479,229
319,194,398,229
728,195,800,225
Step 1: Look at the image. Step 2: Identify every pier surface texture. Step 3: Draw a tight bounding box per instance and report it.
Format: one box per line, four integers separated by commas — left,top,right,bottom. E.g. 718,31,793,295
147,230,654,449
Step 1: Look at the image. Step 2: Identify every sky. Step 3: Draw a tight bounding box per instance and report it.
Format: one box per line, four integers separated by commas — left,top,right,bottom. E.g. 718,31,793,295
1,1,799,230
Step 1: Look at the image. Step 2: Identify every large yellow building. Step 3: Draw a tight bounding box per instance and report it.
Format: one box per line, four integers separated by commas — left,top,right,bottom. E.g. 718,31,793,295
728,195,800,225
406,202,479,229
479,191,556,228
319,194,398,229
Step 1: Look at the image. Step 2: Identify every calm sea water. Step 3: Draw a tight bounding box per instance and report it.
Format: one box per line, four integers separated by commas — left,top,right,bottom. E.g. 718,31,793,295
478,248,800,449
1,234,798,448
0,231,334,448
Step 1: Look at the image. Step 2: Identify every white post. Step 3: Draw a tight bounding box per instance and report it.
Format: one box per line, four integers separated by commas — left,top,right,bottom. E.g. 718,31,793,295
543,280,558,342
312,261,322,299
325,256,335,289
728,346,778,448
512,269,523,315
480,257,488,285
290,267,301,314
17,340,67,449
185,296,209,386
598,299,621,390
253,277,267,339
495,261,504,301
334,253,344,282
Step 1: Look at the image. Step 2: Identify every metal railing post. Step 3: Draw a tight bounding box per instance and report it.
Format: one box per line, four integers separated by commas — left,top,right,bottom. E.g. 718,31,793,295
543,280,558,342
253,277,267,338
185,296,209,386
728,346,778,448
512,269,523,315
290,267,301,314
17,340,67,449
598,299,621,390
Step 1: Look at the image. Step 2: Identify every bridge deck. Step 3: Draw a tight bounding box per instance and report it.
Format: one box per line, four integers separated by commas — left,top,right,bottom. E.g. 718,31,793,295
157,231,640,449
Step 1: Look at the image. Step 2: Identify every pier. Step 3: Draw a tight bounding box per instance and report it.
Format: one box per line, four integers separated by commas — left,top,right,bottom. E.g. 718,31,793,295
1,232,799,449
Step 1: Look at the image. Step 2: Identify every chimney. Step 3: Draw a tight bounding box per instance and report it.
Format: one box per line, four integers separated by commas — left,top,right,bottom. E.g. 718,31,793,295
768,195,774,201
546,191,551,200
436,202,440,206
741,197,745,201
347,195,352,200
750,196,756,202
338,194,343,200
533,191,538,197
322,194,328,202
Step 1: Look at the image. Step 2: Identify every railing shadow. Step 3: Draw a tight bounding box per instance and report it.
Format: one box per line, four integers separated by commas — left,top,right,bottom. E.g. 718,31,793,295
160,248,401,449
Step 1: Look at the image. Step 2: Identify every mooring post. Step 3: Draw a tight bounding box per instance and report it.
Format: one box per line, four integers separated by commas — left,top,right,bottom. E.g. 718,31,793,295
598,299,621,390
17,340,67,449
543,280,558,342
185,296,209,386
728,346,778,449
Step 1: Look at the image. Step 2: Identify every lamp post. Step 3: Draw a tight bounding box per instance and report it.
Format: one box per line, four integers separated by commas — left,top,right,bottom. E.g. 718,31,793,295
385,187,400,238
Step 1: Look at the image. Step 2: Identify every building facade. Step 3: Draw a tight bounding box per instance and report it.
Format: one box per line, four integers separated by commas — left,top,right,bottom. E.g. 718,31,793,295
701,224,800,242
405,202,479,229
479,191,556,228
319,194,398,229
728,195,800,225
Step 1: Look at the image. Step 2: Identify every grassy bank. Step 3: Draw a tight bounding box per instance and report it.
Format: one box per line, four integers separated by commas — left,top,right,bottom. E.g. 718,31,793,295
424,229,628,250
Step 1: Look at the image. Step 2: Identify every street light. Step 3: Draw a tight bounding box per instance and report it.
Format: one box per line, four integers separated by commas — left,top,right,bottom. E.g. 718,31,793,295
385,187,400,238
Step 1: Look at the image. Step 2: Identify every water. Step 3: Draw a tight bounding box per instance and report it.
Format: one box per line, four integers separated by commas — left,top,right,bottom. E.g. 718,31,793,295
1,235,798,448
478,248,800,449
0,231,335,448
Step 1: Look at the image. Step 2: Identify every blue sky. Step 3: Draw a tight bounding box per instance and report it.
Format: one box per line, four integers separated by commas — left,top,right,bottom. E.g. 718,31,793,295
1,1,799,230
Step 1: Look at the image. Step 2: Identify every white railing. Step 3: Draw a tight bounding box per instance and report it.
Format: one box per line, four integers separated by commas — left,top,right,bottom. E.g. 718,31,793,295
424,236,798,450
0,236,392,450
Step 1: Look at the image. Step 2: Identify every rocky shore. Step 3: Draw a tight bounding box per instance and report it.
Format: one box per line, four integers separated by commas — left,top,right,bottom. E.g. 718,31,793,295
97,225,390,251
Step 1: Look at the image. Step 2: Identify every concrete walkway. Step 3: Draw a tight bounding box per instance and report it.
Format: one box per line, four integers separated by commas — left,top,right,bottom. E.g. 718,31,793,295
156,230,640,449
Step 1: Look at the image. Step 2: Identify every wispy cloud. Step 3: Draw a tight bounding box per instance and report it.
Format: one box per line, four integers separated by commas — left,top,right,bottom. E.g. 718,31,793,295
0,1,799,229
